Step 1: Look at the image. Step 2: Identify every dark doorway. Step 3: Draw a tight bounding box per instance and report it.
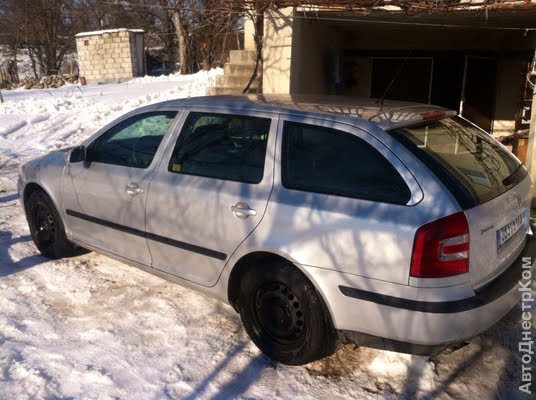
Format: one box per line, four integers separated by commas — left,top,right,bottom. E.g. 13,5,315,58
461,57,497,133
371,58,433,103
430,55,465,111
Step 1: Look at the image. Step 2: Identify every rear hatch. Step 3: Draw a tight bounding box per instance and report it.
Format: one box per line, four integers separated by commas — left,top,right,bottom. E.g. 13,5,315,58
388,116,531,288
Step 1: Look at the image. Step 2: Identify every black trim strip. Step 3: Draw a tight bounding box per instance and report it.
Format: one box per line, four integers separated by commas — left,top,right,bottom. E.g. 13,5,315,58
339,286,482,314
339,235,536,314
65,209,227,261
145,232,226,260
338,330,446,356
67,209,145,238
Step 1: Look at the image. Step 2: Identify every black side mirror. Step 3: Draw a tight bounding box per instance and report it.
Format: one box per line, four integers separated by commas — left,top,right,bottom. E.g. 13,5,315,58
69,145,86,163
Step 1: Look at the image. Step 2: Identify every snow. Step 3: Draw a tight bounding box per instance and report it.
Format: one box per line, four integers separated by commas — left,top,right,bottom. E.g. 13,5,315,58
75,28,145,38
0,68,222,160
0,69,533,399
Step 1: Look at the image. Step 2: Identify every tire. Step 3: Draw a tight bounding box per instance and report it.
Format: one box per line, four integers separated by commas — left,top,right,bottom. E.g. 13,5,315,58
238,260,337,365
26,189,87,259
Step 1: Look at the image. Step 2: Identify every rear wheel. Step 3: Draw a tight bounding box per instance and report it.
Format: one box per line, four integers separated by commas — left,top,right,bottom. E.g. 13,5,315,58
238,260,337,365
26,189,87,259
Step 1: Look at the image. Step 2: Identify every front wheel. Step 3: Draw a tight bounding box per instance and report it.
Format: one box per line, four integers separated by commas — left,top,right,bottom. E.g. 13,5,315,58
26,189,87,259
238,261,337,365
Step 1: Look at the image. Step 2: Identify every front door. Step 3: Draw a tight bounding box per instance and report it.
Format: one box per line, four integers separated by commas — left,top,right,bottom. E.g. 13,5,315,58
145,109,277,286
63,110,179,265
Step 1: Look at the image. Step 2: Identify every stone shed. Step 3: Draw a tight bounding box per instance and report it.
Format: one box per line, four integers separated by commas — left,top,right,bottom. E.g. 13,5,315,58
75,28,146,84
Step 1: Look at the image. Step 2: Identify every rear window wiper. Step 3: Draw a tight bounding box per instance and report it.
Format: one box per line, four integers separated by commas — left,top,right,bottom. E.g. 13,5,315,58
502,164,523,187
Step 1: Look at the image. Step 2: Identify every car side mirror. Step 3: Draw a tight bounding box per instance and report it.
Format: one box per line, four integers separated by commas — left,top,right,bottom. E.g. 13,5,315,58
69,145,87,163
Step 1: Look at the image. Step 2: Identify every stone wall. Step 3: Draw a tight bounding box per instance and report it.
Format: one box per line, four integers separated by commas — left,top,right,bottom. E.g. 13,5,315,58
76,29,144,84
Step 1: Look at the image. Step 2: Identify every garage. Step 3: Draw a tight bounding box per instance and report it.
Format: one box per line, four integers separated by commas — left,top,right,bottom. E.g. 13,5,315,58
262,6,536,162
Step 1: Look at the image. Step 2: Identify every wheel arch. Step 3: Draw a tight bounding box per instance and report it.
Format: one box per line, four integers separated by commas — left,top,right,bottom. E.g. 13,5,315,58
226,251,335,329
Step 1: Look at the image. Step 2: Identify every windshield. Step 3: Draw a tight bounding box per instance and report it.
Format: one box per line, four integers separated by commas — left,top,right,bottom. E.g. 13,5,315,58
389,116,525,208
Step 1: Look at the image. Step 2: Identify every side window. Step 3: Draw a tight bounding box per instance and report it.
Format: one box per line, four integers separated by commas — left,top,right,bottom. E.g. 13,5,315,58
168,112,271,184
282,121,411,205
90,111,177,168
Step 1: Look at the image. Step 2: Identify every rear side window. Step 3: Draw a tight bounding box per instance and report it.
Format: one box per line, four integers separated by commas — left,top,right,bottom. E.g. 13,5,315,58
168,112,271,184
282,121,411,205
388,116,524,208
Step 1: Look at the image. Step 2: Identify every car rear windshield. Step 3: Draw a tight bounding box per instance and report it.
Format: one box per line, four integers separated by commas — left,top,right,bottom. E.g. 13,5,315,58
388,116,526,209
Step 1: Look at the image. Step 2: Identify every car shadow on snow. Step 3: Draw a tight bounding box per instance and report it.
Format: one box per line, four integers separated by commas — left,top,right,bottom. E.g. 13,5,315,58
209,354,269,400
401,304,529,400
0,230,45,277
183,341,269,400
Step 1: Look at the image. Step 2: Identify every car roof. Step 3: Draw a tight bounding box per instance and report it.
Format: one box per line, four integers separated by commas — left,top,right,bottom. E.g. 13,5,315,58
155,94,457,130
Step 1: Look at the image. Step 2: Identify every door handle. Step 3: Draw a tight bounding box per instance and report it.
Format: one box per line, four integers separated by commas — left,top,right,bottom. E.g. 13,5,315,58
231,202,257,219
126,183,144,197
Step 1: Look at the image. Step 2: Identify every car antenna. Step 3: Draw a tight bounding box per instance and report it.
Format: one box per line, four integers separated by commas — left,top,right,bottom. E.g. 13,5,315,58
376,52,411,108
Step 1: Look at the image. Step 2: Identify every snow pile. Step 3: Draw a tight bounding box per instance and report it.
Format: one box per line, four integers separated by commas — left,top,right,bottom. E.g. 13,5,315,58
0,68,223,162
129,67,223,84
75,28,145,37
1,93,95,116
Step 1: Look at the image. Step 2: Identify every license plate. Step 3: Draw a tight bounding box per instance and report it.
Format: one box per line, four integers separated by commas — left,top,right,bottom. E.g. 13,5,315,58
496,209,529,250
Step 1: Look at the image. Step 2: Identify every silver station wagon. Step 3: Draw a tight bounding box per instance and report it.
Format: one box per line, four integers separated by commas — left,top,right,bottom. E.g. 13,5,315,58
18,95,535,365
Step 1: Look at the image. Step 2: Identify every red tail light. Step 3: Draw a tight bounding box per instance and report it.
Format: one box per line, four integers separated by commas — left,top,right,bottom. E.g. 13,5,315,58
410,212,470,278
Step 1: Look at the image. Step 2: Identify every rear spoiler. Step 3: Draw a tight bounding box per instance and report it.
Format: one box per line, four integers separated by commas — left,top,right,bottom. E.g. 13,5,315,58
369,106,457,130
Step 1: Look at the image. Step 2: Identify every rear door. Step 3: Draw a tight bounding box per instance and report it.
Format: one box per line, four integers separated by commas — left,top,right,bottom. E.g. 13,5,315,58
268,116,424,285
145,108,277,286
389,116,530,288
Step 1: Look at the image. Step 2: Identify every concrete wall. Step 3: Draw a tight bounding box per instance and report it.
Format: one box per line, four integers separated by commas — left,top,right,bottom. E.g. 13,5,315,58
291,18,343,95
262,8,295,94
76,29,144,84
526,86,536,200
244,17,255,51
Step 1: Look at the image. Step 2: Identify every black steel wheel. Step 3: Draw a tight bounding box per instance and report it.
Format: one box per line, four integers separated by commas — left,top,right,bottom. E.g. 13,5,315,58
254,282,305,346
33,202,56,247
26,189,87,259
238,260,337,365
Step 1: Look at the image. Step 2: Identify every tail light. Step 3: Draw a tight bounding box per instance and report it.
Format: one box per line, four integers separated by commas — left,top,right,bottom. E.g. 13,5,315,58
410,212,470,278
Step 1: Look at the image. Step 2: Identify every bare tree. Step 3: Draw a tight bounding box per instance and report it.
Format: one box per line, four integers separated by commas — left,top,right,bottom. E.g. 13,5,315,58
0,0,24,82
1,0,81,77
3,0,529,83
171,4,194,74
240,1,273,93
195,0,241,71
156,0,179,69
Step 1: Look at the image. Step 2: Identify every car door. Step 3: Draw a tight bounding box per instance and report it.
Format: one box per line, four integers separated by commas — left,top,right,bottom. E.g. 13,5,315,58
145,108,277,286
265,116,424,285
62,109,180,266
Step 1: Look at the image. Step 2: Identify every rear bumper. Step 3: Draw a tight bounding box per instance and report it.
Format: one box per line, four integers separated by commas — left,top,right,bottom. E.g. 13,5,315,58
305,235,536,352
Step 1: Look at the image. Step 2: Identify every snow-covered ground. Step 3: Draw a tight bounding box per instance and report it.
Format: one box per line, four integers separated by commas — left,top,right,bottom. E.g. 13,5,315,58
0,71,533,399
0,69,222,162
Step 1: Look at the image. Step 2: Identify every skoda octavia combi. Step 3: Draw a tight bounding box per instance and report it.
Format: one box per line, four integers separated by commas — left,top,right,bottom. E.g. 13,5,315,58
19,95,535,365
